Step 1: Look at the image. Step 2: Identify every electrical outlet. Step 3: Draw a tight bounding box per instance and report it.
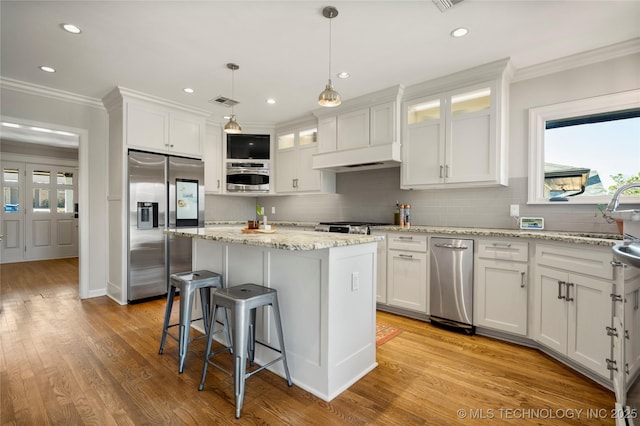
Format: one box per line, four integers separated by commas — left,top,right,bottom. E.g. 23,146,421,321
271,206,276,214
510,204,520,217
351,272,360,292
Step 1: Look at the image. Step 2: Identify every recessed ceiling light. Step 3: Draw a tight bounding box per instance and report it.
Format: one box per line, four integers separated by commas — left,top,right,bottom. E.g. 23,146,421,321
183,87,194,94
61,23,81,34
266,98,276,105
39,66,56,73
337,72,350,79
450,27,469,38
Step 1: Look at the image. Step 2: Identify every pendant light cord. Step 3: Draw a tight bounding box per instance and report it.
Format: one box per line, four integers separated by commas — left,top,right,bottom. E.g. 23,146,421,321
231,67,235,115
328,15,332,81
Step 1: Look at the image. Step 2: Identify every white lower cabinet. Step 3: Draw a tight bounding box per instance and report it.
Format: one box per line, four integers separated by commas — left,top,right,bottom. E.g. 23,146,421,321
386,233,428,313
534,244,613,378
622,266,640,380
475,240,528,335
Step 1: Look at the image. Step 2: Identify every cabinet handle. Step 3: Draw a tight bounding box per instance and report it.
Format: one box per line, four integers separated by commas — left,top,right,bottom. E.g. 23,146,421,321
492,242,512,248
439,165,444,178
217,179,220,189
566,282,574,302
170,144,174,148
635,289,639,311
398,236,414,240
445,165,449,178
398,254,414,259
520,271,526,288
434,243,469,250
557,280,566,300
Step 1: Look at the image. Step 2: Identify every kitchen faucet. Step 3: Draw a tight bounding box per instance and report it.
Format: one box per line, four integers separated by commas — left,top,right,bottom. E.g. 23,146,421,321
605,182,640,213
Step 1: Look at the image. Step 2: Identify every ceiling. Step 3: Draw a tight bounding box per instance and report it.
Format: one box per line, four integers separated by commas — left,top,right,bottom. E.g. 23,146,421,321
1,0,639,137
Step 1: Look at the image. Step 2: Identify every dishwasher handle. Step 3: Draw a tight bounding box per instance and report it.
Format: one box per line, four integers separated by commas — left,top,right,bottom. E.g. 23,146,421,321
433,243,469,250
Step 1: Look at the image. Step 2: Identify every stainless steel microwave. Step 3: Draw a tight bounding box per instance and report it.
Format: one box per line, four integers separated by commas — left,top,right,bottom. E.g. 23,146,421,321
226,162,270,193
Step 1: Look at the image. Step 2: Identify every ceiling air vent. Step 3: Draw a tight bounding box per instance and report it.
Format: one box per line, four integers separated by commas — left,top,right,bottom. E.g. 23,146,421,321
209,96,239,107
432,0,464,12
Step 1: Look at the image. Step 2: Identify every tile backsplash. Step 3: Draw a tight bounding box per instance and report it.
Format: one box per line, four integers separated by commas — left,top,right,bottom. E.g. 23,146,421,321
205,167,637,234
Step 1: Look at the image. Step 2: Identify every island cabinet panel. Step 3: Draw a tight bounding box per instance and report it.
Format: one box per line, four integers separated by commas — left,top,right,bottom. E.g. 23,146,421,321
191,236,378,402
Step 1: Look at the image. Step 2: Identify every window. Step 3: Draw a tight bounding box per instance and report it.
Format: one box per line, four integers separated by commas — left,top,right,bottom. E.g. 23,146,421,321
3,167,20,212
528,90,640,204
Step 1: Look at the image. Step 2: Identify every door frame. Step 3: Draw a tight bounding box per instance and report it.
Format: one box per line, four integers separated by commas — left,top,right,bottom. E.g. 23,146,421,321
1,115,90,298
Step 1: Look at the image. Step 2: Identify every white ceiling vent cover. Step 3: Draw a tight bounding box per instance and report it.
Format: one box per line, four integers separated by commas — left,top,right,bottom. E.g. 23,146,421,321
209,96,239,107
433,0,464,12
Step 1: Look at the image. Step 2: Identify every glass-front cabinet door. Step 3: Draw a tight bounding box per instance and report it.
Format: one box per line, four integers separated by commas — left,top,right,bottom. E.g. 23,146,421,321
402,81,497,188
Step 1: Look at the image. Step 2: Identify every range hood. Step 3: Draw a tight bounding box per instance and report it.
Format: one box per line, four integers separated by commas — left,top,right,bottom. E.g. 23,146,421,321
311,85,404,173
312,142,401,172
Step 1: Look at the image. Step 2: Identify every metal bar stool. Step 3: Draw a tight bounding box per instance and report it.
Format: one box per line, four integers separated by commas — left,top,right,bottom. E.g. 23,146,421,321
158,270,227,373
198,283,292,419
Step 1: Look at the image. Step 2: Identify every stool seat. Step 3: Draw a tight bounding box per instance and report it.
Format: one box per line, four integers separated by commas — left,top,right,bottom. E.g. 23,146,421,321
199,283,292,418
158,270,225,373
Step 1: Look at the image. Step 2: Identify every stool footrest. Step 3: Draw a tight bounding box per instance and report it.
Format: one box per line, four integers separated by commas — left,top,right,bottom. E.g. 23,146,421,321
244,356,287,381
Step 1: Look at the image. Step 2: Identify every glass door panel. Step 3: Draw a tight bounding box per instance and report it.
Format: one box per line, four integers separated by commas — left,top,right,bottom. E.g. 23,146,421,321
299,128,317,146
451,87,491,115
408,99,440,125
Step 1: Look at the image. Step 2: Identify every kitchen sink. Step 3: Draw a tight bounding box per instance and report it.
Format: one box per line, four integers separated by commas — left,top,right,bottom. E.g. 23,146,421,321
613,242,640,268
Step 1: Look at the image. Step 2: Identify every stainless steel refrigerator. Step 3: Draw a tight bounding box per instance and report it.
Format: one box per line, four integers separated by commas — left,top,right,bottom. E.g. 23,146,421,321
128,150,204,302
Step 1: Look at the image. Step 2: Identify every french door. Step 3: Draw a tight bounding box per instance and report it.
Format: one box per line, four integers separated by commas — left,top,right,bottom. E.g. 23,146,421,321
1,161,78,262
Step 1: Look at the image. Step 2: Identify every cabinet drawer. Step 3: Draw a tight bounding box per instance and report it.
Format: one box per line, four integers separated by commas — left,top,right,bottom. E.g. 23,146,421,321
387,233,427,252
535,243,613,280
478,240,528,262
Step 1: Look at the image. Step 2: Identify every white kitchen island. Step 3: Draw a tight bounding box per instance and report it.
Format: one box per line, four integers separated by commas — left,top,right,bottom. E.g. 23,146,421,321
165,226,383,402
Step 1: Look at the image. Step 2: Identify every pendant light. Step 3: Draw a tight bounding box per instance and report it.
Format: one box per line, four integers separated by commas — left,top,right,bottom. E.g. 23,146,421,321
224,63,242,134
318,6,341,107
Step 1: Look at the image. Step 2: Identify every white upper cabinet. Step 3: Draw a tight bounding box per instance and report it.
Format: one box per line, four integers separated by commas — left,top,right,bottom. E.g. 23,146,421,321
401,59,512,189
204,122,222,193
105,87,208,158
275,121,335,194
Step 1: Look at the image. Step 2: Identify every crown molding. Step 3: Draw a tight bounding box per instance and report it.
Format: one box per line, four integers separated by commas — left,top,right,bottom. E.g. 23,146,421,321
0,77,104,109
512,38,640,83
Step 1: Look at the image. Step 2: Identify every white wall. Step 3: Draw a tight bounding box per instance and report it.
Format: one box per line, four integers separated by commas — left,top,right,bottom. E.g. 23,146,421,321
255,52,640,233
0,84,108,298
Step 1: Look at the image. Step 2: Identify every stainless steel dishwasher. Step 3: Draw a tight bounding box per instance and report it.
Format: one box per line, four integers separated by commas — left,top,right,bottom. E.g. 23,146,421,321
429,237,475,334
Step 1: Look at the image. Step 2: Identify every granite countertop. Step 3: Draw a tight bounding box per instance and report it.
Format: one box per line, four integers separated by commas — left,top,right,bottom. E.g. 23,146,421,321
166,226,383,251
203,221,623,247
372,225,622,247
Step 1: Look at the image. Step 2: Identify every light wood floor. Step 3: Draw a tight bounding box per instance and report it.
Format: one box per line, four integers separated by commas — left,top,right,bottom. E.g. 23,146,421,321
1,258,615,425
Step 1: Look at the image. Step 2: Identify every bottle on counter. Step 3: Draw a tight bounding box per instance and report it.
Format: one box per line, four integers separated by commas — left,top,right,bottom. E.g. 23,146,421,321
404,204,411,228
399,204,406,228
394,201,401,225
